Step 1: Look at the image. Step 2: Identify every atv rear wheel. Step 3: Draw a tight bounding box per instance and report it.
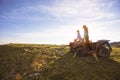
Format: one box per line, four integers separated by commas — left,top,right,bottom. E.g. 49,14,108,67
97,47,110,58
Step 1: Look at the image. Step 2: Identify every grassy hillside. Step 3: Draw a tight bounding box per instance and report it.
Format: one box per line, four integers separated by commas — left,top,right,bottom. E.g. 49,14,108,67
0,43,120,80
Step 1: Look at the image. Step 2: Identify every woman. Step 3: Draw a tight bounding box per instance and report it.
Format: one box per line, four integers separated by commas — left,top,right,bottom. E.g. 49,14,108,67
83,25,89,43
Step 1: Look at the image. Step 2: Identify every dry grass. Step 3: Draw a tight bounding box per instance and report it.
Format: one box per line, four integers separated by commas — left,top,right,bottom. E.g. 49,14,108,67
0,44,120,80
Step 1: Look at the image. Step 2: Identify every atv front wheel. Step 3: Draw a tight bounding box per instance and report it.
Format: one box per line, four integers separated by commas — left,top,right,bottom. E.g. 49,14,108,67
76,47,87,56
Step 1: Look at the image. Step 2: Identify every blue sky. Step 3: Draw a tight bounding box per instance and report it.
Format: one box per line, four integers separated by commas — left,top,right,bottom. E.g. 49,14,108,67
0,0,120,44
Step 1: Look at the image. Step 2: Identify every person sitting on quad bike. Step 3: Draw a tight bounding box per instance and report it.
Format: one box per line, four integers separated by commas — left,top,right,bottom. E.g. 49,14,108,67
75,30,83,42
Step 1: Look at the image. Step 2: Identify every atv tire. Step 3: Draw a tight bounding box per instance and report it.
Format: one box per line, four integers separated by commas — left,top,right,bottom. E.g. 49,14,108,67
97,47,110,58
76,47,87,56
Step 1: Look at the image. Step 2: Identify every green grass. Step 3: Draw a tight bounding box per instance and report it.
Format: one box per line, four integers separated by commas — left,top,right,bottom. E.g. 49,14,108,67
0,44,120,80
110,47,120,62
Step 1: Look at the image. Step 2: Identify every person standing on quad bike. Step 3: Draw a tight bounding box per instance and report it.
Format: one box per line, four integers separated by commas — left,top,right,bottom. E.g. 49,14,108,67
83,25,89,43
83,25,91,50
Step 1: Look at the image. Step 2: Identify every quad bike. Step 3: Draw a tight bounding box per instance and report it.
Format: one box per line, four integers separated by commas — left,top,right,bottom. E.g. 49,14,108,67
69,25,112,58
69,40,112,58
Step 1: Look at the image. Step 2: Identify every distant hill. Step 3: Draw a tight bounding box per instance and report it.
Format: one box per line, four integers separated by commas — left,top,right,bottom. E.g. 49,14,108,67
110,41,120,47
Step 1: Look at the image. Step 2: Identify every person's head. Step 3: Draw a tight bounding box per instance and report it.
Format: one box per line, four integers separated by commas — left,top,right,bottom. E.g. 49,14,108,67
77,30,79,32
83,25,87,30
83,25,86,28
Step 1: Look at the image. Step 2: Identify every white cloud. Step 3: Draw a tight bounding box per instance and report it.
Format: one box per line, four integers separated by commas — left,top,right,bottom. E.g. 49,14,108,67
40,0,116,20
1,0,117,22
